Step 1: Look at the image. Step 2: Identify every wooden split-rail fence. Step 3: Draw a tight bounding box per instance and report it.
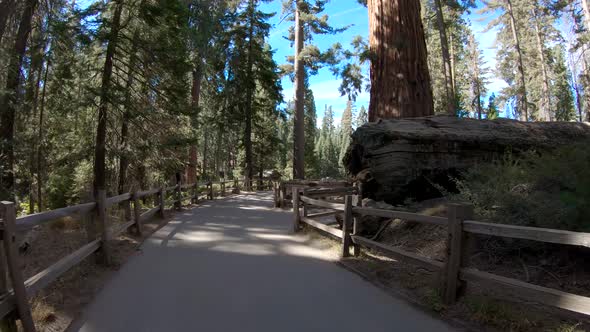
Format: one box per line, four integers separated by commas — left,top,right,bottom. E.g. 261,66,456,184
0,176,275,332
287,184,590,319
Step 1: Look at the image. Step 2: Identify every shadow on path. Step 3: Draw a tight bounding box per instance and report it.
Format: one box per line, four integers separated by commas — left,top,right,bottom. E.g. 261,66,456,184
68,192,455,332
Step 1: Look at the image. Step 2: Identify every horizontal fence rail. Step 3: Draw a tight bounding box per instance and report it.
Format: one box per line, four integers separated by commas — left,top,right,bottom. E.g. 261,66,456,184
292,186,590,319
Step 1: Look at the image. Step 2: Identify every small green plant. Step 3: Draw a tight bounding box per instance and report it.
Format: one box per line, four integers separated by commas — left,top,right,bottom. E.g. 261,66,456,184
464,295,535,331
452,142,590,231
422,289,446,313
553,322,584,332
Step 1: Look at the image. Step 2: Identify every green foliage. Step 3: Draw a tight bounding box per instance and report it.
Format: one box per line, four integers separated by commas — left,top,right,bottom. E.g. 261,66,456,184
487,93,499,119
552,46,576,121
452,142,590,231
464,295,535,331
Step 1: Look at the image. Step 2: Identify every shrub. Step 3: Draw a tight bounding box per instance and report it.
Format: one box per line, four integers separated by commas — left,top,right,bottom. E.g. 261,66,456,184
452,142,590,232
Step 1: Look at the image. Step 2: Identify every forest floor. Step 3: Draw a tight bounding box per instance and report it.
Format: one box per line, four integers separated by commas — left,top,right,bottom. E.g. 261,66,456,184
20,204,184,331
305,199,590,332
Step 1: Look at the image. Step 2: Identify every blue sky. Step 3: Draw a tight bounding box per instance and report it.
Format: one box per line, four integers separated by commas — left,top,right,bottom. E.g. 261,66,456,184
260,0,508,124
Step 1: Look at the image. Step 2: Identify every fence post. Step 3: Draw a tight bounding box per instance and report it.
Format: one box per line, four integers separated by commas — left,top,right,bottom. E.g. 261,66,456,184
132,192,142,236
174,180,181,210
0,220,17,332
95,190,111,265
0,202,36,332
158,187,166,219
351,194,361,257
292,187,301,233
191,183,197,204
302,188,309,218
341,195,353,258
443,203,473,304
280,183,286,208
221,179,226,197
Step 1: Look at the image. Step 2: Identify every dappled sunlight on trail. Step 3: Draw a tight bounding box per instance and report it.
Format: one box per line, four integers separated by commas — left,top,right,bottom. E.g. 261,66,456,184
68,192,455,332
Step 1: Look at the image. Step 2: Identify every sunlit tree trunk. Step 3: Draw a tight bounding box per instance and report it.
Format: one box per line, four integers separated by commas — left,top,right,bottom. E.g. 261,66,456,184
434,0,454,115
292,4,305,179
532,7,551,121
506,0,528,121
367,0,433,120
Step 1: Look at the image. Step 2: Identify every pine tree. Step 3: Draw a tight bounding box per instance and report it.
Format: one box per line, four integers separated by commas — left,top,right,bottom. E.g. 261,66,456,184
339,100,354,174
281,0,347,179
487,93,499,119
553,46,576,121
355,105,368,128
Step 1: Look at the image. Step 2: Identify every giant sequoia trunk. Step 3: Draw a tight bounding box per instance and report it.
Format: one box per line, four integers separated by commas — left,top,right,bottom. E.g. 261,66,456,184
367,0,433,121
344,116,590,204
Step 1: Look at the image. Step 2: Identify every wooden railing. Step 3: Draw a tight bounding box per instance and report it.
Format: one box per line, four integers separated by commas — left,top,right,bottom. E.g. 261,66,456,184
274,180,351,208
292,187,590,318
0,177,249,332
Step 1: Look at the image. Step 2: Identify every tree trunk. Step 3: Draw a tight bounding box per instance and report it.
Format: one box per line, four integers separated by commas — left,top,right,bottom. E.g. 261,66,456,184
244,0,255,190
468,35,483,120
506,0,528,121
93,0,123,195
532,7,551,121
449,32,456,99
187,65,201,184
0,0,39,200
118,29,140,195
434,0,454,115
0,0,15,43
345,116,590,204
367,0,433,121
292,4,305,180
37,59,50,211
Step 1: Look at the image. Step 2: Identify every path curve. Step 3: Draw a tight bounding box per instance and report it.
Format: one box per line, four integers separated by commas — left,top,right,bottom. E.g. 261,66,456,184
68,192,456,332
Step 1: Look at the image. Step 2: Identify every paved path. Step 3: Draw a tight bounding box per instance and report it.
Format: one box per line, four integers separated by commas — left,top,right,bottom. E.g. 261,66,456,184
68,192,456,332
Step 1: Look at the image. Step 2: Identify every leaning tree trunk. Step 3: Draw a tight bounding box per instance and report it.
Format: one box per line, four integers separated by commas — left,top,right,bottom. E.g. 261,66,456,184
0,0,39,201
368,0,433,121
345,116,590,205
434,0,454,115
93,0,123,195
532,7,551,121
292,4,305,179
506,0,528,121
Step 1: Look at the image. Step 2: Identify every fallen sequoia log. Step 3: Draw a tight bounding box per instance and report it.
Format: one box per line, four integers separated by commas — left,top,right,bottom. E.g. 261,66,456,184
344,116,590,204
